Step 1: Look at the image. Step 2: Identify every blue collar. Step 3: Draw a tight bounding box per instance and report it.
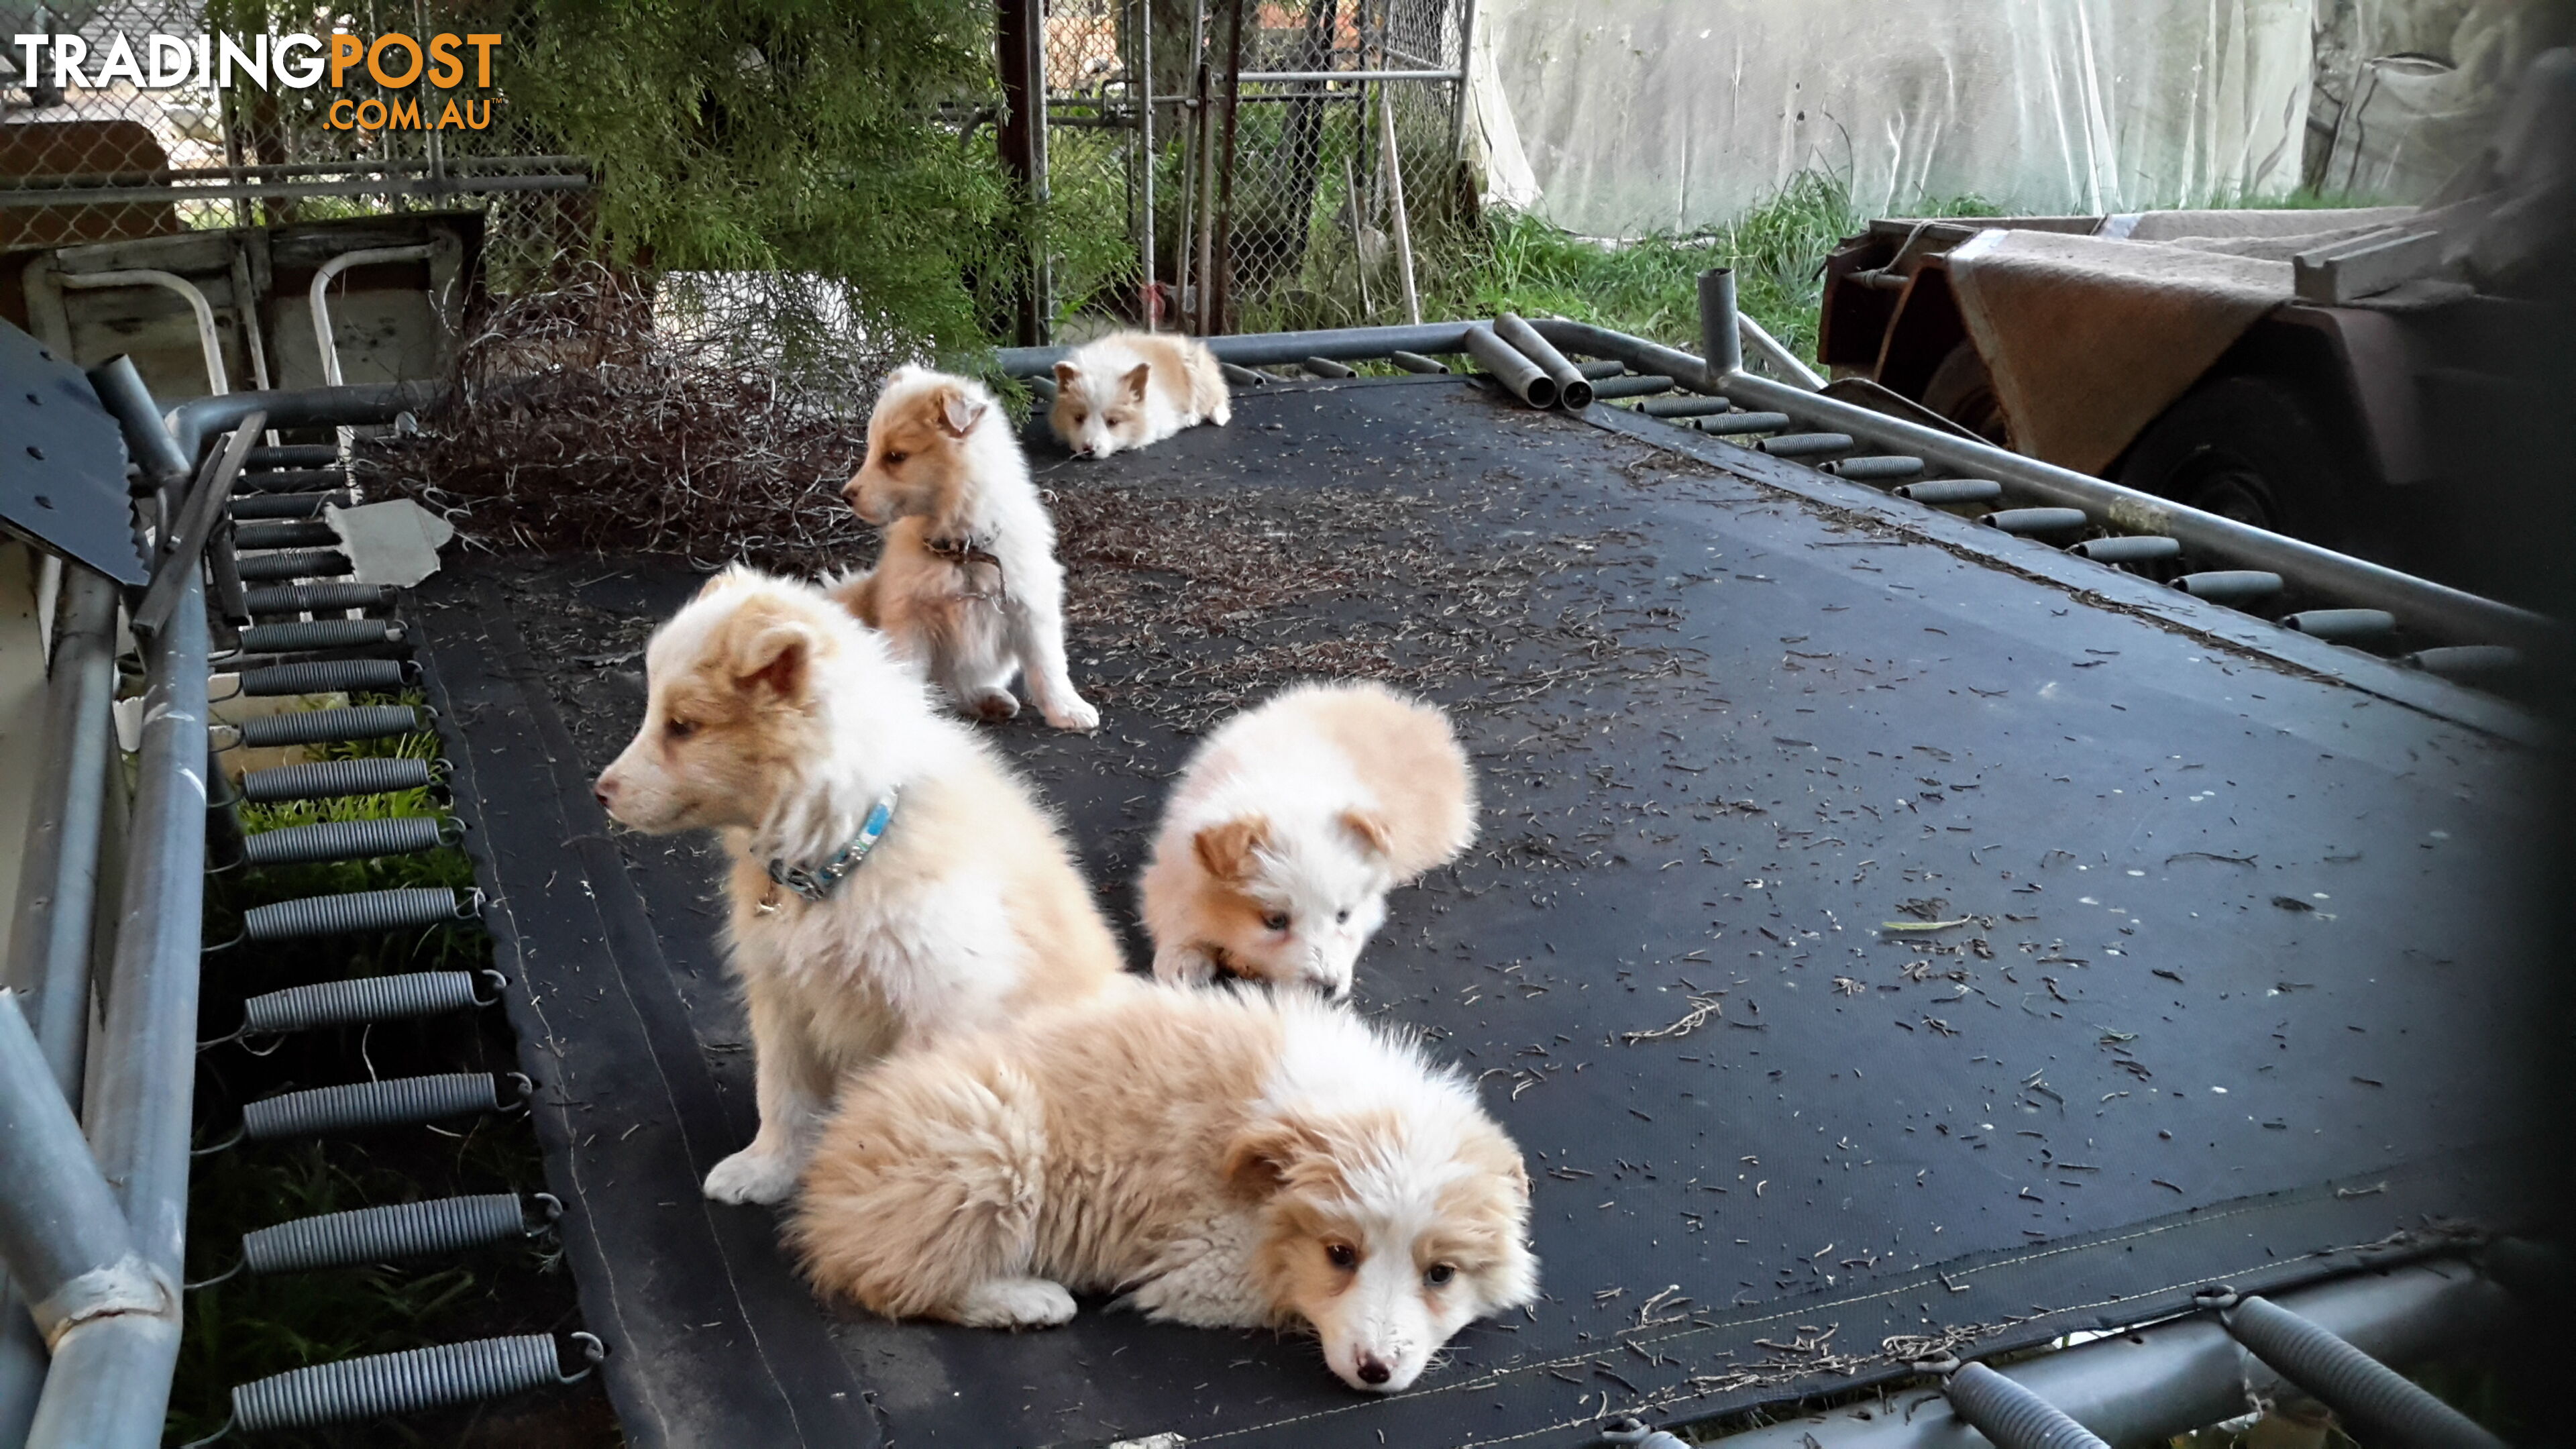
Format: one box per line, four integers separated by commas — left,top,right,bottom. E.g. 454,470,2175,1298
766,792,898,903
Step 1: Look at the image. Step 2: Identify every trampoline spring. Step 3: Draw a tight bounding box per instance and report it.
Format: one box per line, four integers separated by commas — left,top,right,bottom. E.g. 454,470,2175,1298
227,1331,603,1434
1301,355,1357,379
242,1070,529,1140
237,658,416,697
236,704,426,750
1981,507,2091,537
1636,395,1732,418
1893,478,2004,505
1755,431,1853,458
2174,570,2284,604
240,1191,555,1276
235,461,346,487
234,701,425,742
2406,644,2521,680
229,968,504,1039
231,519,341,551
1692,410,1793,435
2216,1294,2506,1449
2068,534,2181,564
1823,455,1925,482
1588,374,1677,400
1574,359,1628,380
1389,350,1450,374
248,445,342,469
233,549,352,582
1220,362,1268,387
2283,608,2397,641
227,490,353,521
243,886,481,942
244,581,395,616
241,815,456,867
1940,1361,2111,1449
239,755,440,803
236,618,406,654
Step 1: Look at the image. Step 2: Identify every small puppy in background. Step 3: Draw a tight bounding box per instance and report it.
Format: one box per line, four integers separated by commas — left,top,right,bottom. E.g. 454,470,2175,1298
1140,681,1475,999
793,983,1537,1393
592,567,1126,1205
1049,331,1230,459
837,365,1098,733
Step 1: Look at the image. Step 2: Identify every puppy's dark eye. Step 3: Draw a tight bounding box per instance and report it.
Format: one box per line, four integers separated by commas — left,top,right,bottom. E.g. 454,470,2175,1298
1335,908,1350,924
665,718,698,741
1326,1243,1358,1270
1071,411,1088,425
881,449,908,466
1424,1263,1456,1287
1262,911,1290,932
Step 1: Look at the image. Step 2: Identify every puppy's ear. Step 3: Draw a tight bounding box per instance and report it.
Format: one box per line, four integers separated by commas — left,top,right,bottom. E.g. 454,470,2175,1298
1122,362,1152,402
726,608,820,701
1338,808,1393,860
936,385,987,438
1052,360,1081,392
1224,1117,1326,1201
1193,815,1271,882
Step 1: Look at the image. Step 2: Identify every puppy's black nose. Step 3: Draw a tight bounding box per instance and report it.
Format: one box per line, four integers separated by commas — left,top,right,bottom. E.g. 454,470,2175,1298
1356,1353,1391,1386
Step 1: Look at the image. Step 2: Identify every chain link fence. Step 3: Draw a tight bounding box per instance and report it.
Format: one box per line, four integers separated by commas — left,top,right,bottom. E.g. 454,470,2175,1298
1040,0,1470,338
3,1,588,285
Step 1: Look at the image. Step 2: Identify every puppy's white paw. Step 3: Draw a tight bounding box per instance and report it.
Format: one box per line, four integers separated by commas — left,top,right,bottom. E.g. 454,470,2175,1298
957,1277,1078,1329
703,1147,800,1205
1152,943,1219,985
1044,694,1101,733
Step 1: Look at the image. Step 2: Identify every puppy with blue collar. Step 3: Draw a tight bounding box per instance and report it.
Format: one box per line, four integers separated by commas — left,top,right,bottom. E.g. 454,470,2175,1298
594,566,1128,1205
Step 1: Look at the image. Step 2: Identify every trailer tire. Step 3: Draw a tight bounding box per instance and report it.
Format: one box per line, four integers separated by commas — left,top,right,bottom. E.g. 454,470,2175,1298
1919,341,2013,448
2117,374,2351,548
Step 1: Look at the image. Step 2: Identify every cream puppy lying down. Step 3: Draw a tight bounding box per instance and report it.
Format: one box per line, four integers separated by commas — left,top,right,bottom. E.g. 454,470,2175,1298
592,567,1125,1205
1049,330,1230,458
793,983,1536,1393
1140,681,1476,998
837,365,1098,732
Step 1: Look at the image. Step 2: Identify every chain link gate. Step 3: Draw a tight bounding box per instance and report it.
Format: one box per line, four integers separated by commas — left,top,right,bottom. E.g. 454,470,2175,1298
1038,0,1470,339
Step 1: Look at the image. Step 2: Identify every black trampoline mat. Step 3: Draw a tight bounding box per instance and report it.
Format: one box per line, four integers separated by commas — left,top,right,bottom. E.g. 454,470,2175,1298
411,376,2550,1448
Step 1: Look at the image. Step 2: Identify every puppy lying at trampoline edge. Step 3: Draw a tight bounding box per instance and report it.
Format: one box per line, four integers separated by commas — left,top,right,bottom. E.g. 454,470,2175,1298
591,567,1126,1205
792,983,1538,1393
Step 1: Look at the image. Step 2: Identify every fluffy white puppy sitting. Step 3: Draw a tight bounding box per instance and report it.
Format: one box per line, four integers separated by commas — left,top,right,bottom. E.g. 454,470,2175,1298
1049,330,1230,458
835,365,1099,733
1140,681,1476,999
592,567,1126,1205
792,983,1537,1393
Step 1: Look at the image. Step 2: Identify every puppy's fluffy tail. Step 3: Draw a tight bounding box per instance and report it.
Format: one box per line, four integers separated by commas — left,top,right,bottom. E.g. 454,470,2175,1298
1185,338,1232,426
824,568,882,628
791,1042,1049,1320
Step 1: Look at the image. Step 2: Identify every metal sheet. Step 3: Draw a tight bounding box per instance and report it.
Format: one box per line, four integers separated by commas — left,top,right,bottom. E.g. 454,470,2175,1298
413,376,2547,1447
0,321,140,585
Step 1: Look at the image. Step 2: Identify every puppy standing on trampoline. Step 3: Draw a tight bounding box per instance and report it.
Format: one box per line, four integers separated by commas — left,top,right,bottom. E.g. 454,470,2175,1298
835,366,1099,733
592,567,1127,1205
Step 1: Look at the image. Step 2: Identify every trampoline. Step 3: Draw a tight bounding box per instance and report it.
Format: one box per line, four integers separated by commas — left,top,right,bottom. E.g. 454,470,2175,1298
408,368,2548,1448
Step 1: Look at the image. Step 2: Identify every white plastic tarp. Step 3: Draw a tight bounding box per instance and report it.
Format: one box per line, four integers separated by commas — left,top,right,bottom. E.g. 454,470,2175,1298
1468,0,2318,237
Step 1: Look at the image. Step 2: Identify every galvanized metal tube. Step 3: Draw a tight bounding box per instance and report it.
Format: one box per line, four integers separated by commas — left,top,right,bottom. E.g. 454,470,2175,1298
0,994,157,1336
164,383,437,469
1493,313,1592,409
1462,325,1557,409
1737,309,1825,390
1697,270,1741,382
131,415,263,642
1532,316,2557,654
3,568,118,1100
1710,1262,2509,1449
33,563,209,1448
81,358,190,486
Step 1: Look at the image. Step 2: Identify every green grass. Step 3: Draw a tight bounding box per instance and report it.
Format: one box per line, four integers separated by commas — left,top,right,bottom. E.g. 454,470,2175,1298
1235,166,2000,366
